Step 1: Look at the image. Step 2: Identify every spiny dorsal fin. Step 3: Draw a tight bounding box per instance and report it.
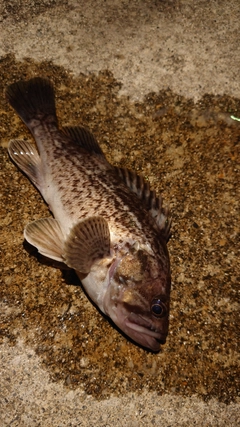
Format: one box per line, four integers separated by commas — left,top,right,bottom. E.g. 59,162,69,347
8,139,42,191
62,126,105,156
24,218,64,262
115,167,171,241
63,216,111,274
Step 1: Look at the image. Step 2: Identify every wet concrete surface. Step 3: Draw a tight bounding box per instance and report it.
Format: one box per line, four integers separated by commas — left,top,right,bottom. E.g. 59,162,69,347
0,1,240,426
1,55,239,424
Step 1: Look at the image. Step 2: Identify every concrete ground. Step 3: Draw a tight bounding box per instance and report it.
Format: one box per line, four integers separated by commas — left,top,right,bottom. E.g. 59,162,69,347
0,1,239,426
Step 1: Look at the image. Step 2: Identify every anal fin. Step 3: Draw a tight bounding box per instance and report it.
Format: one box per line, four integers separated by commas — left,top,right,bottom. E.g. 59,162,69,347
24,218,64,262
63,216,111,274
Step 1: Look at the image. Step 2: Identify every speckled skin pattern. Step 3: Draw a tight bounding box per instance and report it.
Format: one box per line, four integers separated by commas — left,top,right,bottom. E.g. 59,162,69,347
32,120,168,250
6,78,171,351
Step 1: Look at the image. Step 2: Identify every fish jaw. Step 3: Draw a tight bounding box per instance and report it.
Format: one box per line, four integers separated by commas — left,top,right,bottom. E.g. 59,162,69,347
115,307,168,351
124,320,166,352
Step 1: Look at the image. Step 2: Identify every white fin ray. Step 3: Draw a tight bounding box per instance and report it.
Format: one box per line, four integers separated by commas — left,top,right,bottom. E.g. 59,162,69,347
63,216,111,274
24,218,64,262
8,139,42,190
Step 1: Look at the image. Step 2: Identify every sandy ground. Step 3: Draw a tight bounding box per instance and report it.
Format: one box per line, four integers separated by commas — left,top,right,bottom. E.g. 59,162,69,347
0,1,239,426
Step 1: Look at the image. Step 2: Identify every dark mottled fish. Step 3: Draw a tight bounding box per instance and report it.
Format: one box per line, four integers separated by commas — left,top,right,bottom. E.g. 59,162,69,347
6,78,171,351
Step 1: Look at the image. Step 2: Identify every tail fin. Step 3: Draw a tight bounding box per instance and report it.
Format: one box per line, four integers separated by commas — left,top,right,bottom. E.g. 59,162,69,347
6,77,57,127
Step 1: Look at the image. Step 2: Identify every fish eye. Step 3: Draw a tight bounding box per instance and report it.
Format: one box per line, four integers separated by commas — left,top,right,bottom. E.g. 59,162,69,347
151,298,167,318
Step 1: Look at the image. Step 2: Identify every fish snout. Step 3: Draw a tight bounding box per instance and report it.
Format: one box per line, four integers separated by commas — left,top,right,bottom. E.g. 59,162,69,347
125,311,168,350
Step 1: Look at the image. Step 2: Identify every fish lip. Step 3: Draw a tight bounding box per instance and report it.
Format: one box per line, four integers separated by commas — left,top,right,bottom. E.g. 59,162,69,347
125,312,167,349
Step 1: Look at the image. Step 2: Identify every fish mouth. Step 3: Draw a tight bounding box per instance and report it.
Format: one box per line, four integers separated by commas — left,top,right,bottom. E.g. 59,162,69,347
125,312,167,351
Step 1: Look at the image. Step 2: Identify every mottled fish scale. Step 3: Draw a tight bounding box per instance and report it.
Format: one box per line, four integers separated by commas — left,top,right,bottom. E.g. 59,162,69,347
34,129,160,245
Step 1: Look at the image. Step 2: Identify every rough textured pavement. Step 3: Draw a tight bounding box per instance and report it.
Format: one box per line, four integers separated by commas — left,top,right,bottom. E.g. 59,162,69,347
0,1,239,426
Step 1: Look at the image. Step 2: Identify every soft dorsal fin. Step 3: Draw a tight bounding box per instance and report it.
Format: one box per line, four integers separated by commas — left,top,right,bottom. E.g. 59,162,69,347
115,167,152,202
63,216,111,274
115,167,171,241
62,126,105,156
8,139,42,191
24,218,64,262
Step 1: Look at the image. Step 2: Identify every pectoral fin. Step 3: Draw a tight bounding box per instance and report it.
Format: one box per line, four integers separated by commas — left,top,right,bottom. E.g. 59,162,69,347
8,139,42,190
24,218,64,262
63,216,111,274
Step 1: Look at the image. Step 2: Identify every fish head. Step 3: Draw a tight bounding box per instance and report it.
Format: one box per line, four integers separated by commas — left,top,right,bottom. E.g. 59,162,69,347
104,242,171,351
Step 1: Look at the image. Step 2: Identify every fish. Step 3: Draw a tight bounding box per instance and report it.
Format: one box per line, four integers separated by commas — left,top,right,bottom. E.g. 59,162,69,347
6,77,172,351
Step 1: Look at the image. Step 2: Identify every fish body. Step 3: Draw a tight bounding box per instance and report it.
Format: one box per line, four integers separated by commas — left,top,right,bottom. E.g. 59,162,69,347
6,78,171,351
